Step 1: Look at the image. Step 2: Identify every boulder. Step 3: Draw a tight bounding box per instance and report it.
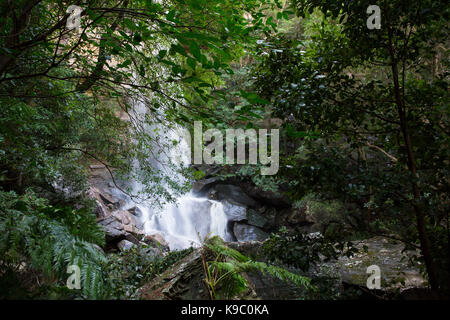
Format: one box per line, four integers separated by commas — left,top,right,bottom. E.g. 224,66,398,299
98,215,127,241
270,207,315,232
221,200,247,222
144,233,170,252
88,187,112,217
259,207,278,229
233,223,269,242
117,240,135,252
88,186,127,218
227,241,266,260
113,210,134,226
98,211,145,250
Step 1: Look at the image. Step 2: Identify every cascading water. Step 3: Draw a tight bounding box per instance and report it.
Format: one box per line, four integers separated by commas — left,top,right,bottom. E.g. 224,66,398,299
124,98,231,250
143,194,229,250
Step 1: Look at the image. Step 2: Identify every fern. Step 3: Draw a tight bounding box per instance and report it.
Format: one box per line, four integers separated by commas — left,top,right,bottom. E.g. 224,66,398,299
203,236,317,299
0,190,108,299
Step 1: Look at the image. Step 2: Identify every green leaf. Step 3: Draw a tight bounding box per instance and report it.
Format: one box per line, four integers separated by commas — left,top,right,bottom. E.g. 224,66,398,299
189,41,201,59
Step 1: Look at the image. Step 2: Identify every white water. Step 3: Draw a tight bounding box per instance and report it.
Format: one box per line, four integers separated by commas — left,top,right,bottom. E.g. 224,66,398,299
125,98,231,250
141,194,229,250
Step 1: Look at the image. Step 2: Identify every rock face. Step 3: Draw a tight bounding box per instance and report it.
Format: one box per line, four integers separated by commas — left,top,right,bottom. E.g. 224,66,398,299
97,211,144,248
326,237,427,290
98,215,127,240
221,200,247,222
88,183,146,252
213,184,259,208
233,223,269,242
90,159,317,247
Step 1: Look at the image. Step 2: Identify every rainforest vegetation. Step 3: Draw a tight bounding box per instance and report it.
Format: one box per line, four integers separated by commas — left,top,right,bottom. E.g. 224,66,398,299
0,0,448,300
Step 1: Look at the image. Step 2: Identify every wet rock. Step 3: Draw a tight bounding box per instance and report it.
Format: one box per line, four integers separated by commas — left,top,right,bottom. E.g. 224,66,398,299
128,206,143,218
213,184,259,208
221,200,247,222
127,207,145,230
233,223,269,242
192,176,221,193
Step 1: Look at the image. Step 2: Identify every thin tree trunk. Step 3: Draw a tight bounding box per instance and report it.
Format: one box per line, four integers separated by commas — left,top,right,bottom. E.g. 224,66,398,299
391,60,439,292
384,2,439,292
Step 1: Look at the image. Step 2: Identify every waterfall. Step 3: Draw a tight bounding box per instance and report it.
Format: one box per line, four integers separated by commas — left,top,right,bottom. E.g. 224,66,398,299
124,97,231,251
142,194,230,250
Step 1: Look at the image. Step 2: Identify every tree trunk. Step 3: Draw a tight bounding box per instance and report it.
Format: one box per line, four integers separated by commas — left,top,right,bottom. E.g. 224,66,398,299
391,60,439,292
384,2,439,290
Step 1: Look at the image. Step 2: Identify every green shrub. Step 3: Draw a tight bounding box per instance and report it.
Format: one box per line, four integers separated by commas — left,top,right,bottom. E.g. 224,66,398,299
0,189,107,299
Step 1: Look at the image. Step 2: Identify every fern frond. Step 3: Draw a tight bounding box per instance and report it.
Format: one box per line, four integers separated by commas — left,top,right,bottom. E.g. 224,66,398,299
0,190,109,299
204,236,317,299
